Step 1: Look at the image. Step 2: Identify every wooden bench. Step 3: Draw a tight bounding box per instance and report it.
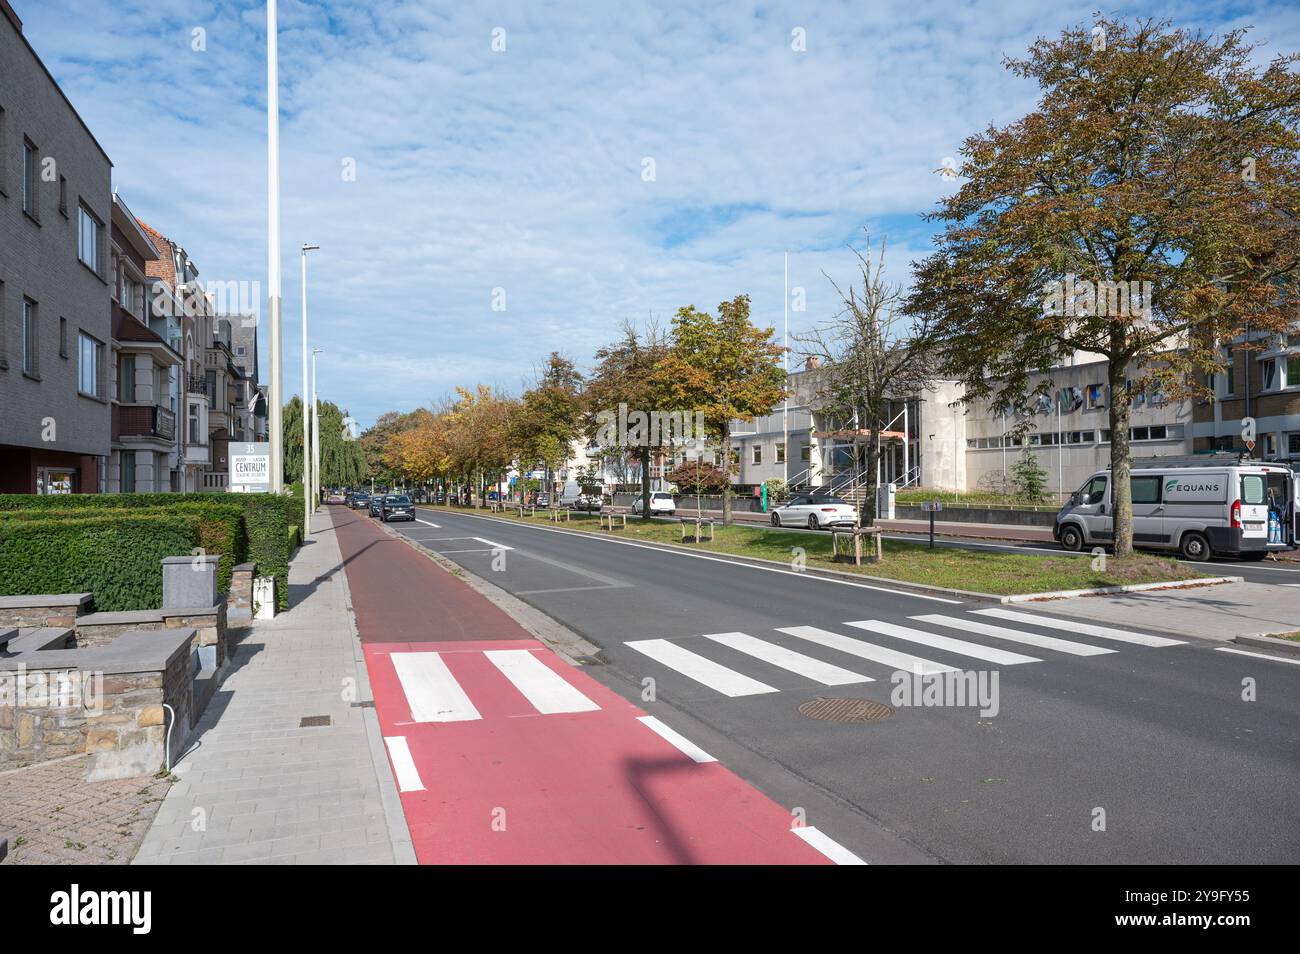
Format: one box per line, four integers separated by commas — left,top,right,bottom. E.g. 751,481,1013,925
830,525,883,565
600,512,627,531
679,517,715,543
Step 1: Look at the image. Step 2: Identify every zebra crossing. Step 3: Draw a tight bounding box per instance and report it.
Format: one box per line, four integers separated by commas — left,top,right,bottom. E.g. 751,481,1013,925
625,609,1185,699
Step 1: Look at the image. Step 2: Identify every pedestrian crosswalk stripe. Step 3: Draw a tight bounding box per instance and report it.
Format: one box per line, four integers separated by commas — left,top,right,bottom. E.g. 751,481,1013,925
626,639,780,696
391,651,482,722
844,620,1041,665
703,632,873,685
791,826,868,865
971,608,1185,647
637,716,716,762
484,649,601,714
383,736,426,792
911,615,1115,657
777,625,958,675
1214,646,1300,666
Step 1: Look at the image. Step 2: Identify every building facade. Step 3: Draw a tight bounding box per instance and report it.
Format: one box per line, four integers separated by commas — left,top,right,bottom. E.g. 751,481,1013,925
0,0,113,493
1192,331,1300,462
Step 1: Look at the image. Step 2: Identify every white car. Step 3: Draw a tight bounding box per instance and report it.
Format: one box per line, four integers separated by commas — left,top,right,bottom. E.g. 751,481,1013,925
770,494,858,530
631,491,676,516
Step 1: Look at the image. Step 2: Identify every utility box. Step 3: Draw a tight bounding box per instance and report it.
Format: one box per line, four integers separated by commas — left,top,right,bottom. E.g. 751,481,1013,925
162,555,220,609
877,483,897,520
253,576,277,620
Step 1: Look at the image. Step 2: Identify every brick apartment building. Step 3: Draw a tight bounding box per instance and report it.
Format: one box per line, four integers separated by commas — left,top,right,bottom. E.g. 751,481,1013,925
0,0,113,493
1193,332,1300,461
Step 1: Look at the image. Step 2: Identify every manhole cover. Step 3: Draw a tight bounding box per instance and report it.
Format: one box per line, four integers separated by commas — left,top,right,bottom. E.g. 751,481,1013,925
299,715,332,728
798,697,893,723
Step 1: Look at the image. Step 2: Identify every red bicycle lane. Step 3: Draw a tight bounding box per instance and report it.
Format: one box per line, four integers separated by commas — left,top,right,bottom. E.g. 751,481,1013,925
331,506,856,865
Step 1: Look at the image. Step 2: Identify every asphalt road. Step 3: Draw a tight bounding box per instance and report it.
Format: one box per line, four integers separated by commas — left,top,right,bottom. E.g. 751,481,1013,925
380,505,1300,864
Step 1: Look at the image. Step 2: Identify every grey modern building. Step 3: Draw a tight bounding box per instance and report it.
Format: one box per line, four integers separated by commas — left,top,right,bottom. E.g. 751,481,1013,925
0,0,113,493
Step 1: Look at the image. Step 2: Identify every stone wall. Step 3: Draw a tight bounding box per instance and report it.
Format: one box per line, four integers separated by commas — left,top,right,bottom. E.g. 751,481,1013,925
0,594,92,629
227,562,256,622
75,604,226,669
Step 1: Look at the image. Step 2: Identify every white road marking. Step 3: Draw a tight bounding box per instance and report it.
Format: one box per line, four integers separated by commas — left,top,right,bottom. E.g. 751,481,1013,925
383,736,425,792
625,639,779,696
391,652,482,722
1214,647,1300,666
911,614,1115,657
703,632,872,686
484,649,601,714
472,537,513,551
791,826,868,865
637,715,716,763
777,625,957,675
418,508,962,602
972,608,1184,647
414,518,441,528
844,620,1040,665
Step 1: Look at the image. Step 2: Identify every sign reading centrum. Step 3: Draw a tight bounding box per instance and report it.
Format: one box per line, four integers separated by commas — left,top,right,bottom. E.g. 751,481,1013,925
229,442,272,493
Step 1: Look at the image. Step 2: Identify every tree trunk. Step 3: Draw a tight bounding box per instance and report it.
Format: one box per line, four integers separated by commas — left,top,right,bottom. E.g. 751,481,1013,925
721,423,733,526
1108,359,1133,557
863,427,881,528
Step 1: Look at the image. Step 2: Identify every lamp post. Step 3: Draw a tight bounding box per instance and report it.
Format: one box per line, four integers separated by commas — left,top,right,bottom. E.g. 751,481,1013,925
312,348,323,509
267,0,284,492
300,243,319,534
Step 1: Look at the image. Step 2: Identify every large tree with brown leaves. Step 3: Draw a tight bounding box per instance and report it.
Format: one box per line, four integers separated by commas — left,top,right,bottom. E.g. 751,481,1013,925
905,16,1300,555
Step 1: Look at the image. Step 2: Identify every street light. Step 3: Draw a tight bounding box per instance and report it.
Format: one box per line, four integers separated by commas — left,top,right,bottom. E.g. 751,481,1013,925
312,348,323,510
300,243,319,534
267,0,284,492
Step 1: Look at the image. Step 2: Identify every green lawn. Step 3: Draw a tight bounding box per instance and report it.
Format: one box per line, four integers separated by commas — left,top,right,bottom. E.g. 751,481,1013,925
424,505,1207,596
895,488,1064,509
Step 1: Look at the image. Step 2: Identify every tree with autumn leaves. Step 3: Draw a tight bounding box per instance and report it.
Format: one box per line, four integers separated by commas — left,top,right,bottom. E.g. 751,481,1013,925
905,16,1300,556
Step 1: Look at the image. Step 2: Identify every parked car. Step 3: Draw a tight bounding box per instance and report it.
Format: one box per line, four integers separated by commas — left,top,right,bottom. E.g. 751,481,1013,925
631,492,676,516
327,489,346,505
369,495,385,518
381,494,415,522
534,493,550,509
572,494,603,512
770,494,857,529
1054,457,1297,561
350,492,371,510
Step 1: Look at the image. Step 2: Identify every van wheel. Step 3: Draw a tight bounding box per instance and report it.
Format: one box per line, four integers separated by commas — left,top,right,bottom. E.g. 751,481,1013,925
1180,531,1211,562
1058,524,1084,552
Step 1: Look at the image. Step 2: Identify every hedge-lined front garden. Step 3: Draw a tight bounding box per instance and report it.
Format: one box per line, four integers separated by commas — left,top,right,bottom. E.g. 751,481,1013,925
0,492,295,612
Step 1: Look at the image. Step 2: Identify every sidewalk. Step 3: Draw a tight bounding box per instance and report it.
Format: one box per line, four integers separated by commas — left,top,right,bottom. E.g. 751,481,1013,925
132,508,413,865
1025,580,1300,642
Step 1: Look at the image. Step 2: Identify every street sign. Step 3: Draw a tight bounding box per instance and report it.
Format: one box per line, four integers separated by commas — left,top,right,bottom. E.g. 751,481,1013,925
229,442,272,493
921,500,944,512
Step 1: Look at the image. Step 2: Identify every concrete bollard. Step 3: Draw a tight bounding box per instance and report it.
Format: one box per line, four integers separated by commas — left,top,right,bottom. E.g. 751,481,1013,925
161,555,221,609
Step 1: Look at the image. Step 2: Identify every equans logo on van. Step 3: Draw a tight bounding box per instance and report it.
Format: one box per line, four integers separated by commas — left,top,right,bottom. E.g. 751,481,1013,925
1164,477,1224,500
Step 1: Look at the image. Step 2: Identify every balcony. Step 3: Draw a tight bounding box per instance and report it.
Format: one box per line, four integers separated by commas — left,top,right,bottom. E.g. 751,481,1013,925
183,440,210,466
201,472,228,492
113,404,177,442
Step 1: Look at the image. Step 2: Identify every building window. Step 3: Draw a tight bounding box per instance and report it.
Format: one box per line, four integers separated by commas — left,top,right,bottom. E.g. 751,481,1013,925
1086,384,1106,409
22,139,39,218
775,442,786,464
78,205,102,273
1287,354,1300,388
22,298,37,376
1263,434,1277,458
752,444,762,465
188,403,202,444
800,444,811,463
1287,433,1300,457
78,332,101,396
120,453,136,493
1262,358,1278,391
205,369,218,408
120,354,136,402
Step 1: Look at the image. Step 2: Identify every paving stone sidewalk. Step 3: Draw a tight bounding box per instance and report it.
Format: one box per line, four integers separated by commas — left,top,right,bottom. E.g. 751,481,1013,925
132,508,414,865
0,754,171,864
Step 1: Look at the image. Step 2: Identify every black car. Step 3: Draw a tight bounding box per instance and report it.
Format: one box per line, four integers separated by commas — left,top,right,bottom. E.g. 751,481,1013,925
351,492,371,510
369,495,385,517
381,494,415,522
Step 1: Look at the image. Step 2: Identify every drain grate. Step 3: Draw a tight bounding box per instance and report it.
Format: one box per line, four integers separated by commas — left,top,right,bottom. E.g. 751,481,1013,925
797,697,893,723
350,700,375,709
299,715,332,728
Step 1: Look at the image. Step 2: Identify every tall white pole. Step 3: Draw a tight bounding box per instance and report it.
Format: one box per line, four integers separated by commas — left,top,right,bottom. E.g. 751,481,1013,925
312,349,322,510
783,251,789,488
300,244,318,532
267,0,284,493
1057,397,1064,500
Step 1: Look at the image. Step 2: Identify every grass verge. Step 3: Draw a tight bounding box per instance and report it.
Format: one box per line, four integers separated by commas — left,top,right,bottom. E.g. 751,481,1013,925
422,505,1208,595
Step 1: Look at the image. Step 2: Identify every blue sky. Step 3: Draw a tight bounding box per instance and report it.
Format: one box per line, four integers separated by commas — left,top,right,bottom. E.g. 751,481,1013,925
18,0,1300,426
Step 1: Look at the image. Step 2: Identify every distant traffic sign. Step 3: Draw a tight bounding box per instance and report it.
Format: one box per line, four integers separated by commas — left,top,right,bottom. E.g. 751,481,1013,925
921,501,944,512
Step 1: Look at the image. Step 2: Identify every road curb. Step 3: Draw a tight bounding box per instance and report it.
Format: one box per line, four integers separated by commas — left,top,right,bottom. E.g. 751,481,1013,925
420,506,1228,606
1233,633,1300,656
1000,575,1244,603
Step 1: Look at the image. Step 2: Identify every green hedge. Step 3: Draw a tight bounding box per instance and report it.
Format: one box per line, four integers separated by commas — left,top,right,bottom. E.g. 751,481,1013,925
0,514,201,611
0,502,246,594
0,493,290,611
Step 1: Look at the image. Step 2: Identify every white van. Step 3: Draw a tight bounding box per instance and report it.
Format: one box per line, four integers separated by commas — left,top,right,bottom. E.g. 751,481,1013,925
1053,456,1296,561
